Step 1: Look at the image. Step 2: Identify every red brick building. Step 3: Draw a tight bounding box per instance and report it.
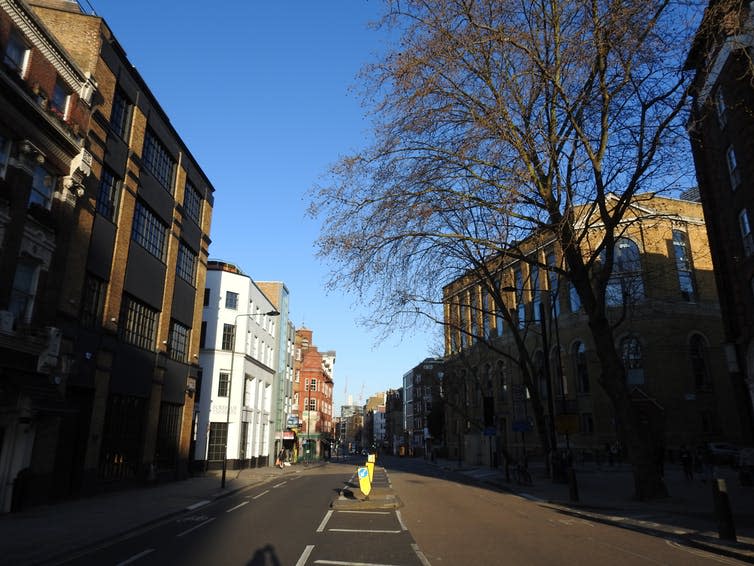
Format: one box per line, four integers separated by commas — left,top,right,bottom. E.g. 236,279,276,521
293,328,334,460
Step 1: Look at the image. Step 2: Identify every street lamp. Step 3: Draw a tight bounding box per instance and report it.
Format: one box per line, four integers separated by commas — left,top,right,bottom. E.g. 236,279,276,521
221,309,280,489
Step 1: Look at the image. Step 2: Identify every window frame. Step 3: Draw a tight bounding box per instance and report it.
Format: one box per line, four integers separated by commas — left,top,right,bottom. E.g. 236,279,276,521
29,163,56,210
225,291,239,310
142,129,176,191
217,372,230,397
50,78,70,120
110,87,133,140
132,200,168,261
96,167,121,221
176,241,197,285
727,145,741,190
3,31,30,77
183,181,202,225
119,294,158,350
168,319,189,363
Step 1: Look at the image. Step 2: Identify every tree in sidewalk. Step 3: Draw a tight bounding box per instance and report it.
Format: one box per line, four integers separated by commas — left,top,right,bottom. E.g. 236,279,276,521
310,0,703,499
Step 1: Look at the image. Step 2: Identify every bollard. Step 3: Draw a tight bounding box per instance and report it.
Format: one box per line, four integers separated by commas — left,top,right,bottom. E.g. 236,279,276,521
567,467,579,502
712,478,737,541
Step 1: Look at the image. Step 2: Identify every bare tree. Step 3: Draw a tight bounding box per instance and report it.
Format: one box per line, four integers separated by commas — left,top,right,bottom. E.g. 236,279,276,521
311,0,702,499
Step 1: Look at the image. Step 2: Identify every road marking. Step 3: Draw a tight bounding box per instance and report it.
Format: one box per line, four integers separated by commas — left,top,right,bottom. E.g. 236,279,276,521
337,510,390,514
412,543,432,566
296,545,315,566
317,510,334,532
115,549,155,565
314,561,403,566
185,500,210,511
273,481,287,488
396,510,408,531
328,529,402,534
176,517,215,537
226,501,249,513
253,490,270,499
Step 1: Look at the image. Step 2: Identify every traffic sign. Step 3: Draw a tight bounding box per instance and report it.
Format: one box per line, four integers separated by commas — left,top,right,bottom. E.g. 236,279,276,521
357,466,371,497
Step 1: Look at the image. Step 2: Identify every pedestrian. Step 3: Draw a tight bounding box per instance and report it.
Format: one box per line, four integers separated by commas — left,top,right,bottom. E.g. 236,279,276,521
679,445,693,480
276,448,286,469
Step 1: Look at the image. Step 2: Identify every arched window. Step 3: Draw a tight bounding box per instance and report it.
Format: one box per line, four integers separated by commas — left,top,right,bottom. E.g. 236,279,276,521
572,341,590,394
689,334,712,391
534,350,548,399
673,230,696,301
621,336,644,385
605,238,645,306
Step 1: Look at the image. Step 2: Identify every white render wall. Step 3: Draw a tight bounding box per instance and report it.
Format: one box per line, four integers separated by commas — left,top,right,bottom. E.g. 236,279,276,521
196,265,279,465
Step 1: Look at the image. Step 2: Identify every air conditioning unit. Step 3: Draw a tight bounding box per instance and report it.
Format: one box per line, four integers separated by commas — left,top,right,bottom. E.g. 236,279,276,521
0,310,14,333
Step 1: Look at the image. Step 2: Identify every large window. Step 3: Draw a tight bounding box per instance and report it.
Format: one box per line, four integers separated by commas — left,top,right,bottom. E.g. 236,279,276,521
29,164,56,209
110,88,133,139
176,242,197,284
672,230,696,301
515,267,525,329
142,129,175,190
715,87,727,128
740,209,753,257
132,201,167,260
690,334,712,391
9,258,40,324
155,402,181,465
727,145,741,190
605,238,644,306
221,323,235,350
81,273,106,328
96,167,121,221
530,263,541,322
621,336,644,385
3,31,29,76
119,295,158,350
50,78,70,120
217,372,230,397
225,291,239,310
183,182,202,224
207,422,228,461
168,320,189,362
572,341,589,393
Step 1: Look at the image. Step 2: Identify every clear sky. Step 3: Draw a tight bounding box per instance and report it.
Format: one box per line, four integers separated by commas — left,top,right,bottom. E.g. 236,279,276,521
92,1,441,408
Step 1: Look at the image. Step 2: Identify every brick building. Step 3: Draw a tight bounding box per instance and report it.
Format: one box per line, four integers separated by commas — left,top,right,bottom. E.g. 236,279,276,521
0,0,96,512
442,194,738,467
0,0,214,510
686,0,754,444
293,328,334,460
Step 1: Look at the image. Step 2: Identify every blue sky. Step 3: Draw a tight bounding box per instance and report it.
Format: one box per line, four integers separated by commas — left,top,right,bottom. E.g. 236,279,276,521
94,1,441,407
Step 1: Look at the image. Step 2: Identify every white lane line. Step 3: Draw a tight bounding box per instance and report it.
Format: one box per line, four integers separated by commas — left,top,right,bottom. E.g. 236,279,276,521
296,544,315,566
316,510,334,533
186,500,210,511
412,543,432,566
115,549,155,565
337,510,390,515
226,501,249,513
176,517,215,537
253,490,270,499
328,529,401,534
395,510,408,531
314,561,402,566
273,481,287,488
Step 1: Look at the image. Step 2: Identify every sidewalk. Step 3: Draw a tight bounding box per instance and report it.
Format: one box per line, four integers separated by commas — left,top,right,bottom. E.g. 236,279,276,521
0,464,303,566
435,458,754,563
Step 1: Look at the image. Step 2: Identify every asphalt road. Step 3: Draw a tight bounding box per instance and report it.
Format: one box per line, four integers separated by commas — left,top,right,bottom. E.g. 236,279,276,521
58,458,745,565
385,456,745,565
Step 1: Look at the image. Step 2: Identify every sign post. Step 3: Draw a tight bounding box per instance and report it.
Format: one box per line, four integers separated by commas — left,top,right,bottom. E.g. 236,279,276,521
357,466,371,499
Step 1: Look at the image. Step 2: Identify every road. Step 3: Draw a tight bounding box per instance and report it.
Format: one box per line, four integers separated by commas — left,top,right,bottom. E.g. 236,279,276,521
59,458,745,565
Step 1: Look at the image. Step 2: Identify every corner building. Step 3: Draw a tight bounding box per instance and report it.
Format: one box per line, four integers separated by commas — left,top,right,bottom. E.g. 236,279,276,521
0,0,214,508
442,194,739,467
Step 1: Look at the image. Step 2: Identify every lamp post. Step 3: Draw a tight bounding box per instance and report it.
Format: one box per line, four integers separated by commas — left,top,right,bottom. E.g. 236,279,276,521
221,309,279,489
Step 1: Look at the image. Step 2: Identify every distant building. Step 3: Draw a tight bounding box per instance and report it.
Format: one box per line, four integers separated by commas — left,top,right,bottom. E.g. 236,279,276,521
294,328,335,460
195,261,279,469
339,404,364,455
686,0,754,443
402,359,444,458
384,389,404,455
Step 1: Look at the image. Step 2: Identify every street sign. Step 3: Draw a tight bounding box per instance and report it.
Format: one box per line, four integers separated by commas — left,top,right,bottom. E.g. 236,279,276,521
357,466,371,497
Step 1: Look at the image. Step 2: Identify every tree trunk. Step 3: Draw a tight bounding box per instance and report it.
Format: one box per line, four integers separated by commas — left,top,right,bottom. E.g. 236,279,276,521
589,315,668,500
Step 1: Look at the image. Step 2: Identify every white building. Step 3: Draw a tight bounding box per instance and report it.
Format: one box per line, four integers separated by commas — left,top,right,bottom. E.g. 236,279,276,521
195,260,279,468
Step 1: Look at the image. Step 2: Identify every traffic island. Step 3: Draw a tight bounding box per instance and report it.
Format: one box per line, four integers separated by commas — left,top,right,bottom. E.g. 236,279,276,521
331,487,402,510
